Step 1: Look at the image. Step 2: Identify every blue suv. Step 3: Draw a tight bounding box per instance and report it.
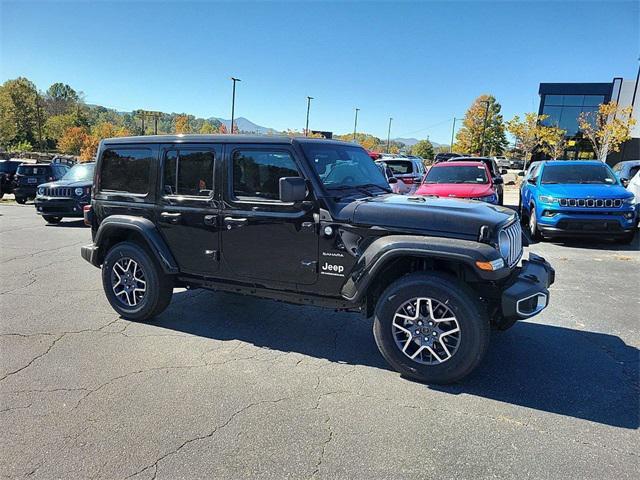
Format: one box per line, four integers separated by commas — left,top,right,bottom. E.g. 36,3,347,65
519,160,637,244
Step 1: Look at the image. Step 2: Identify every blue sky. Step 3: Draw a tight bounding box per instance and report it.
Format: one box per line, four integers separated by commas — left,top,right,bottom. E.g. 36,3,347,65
1,0,638,143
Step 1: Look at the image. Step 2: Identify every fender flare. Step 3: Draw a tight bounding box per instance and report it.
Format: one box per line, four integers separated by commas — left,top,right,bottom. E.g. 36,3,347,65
340,235,505,302
93,215,178,274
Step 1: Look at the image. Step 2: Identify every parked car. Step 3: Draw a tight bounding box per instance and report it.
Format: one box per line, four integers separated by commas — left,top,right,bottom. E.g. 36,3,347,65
81,134,553,384
447,156,507,205
415,161,502,204
494,156,510,169
0,159,23,198
13,162,70,204
509,158,525,170
433,152,463,164
375,157,425,193
34,162,95,224
612,160,640,187
519,160,636,243
626,170,640,221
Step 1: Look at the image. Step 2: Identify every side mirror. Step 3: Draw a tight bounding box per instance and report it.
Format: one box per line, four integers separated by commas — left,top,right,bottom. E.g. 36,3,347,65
279,177,307,202
500,169,508,175
621,178,629,188
517,171,525,177
493,177,504,185
388,177,398,184
527,177,536,185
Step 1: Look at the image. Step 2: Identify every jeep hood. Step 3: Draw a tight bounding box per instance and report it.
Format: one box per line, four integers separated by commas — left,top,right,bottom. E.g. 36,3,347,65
339,194,515,239
539,183,631,199
39,179,93,188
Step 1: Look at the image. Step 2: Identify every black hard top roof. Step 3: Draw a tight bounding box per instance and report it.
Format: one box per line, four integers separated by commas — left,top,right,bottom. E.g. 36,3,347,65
101,134,355,147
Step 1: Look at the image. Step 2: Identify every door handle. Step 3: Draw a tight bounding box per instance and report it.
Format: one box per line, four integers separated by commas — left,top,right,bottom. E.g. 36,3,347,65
224,217,248,229
160,212,181,224
204,214,218,226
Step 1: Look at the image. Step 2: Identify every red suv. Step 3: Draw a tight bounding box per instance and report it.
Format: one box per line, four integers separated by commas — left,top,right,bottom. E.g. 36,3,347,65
415,161,501,204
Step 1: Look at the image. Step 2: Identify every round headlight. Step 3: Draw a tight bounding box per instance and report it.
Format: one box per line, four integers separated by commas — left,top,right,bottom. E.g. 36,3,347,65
37,187,45,196
74,187,84,196
498,230,511,259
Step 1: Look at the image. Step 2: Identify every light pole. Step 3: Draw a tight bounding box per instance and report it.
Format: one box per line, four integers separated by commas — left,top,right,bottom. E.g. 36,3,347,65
480,100,490,156
353,108,360,141
305,96,313,136
450,117,462,152
230,77,241,134
386,117,393,153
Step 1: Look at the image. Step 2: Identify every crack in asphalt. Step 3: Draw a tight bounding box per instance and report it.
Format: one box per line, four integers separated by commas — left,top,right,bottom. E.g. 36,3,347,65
0,334,65,383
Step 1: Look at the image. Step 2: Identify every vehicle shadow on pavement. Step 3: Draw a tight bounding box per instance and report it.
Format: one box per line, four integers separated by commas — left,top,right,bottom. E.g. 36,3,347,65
45,219,87,228
158,291,637,429
542,235,640,252
432,321,639,430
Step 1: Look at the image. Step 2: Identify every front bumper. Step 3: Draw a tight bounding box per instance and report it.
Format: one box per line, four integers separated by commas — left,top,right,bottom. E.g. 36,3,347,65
536,208,636,237
501,253,554,321
34,197,88,217
81,244,100,268
14,186,37,198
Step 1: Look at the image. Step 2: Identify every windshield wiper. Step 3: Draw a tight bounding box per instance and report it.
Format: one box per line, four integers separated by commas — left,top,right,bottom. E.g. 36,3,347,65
356,183,392,194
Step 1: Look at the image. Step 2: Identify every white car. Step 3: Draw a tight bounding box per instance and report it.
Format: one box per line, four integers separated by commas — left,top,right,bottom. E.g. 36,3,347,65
626,170,640,222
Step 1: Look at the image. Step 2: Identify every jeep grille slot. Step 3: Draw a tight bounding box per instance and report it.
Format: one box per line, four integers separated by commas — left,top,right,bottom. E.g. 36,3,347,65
558,198,622,208
44,187,73,197
503,221,523,268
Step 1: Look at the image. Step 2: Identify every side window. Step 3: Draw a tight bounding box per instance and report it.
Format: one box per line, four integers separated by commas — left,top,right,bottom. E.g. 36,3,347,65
529,164,540,182
163,149,214,197
100,148,152,194
232,149,299,201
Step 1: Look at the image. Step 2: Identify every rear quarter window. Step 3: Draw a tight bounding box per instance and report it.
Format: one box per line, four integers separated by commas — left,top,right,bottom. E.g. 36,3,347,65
385,160,413,174
100,148,152,194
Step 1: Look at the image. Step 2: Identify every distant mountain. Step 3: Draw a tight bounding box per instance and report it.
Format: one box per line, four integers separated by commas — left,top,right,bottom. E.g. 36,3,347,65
214,117,275,134
394,138,443,148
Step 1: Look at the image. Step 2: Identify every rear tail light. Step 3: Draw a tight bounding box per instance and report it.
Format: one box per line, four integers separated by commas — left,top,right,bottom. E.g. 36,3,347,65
83,205,92,227
403,178,414,185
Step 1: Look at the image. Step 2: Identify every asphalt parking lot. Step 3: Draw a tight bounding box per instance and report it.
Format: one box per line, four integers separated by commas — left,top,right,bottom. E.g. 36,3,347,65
1,197,638,479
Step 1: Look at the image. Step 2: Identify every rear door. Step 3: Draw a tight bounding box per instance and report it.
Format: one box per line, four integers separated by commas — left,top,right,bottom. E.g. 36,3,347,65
156,144,222,276
220,144,319,286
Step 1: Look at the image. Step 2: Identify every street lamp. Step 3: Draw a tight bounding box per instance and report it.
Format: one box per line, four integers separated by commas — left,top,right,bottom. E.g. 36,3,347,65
353,108,360,141
480,100,490,156
305,96,313,136
450,117,463,153
230,77,241,134
386,117,393,153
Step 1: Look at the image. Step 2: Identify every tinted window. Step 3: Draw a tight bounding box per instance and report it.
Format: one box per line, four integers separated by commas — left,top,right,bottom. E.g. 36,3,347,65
232,149,298,201
541,164,616,185
385,160,413,174
629,166,640,179
163,149,214,197
100,148,152,194
16,165,51,176
0,161,21,173
425,165,488,184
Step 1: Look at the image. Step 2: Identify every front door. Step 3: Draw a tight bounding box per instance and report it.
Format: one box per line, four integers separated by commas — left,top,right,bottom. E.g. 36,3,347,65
220,144,318,285
156,144,222,276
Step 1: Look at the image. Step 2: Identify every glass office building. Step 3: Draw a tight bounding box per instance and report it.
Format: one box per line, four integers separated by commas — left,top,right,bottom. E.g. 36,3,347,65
537,77,639,163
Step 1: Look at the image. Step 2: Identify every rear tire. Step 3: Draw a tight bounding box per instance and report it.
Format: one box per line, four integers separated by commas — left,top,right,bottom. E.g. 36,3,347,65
43,215,62,224
373,272,490,384
102,241,174,321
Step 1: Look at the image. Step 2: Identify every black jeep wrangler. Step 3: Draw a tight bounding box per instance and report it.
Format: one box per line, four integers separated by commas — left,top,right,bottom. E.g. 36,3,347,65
81,135,554,384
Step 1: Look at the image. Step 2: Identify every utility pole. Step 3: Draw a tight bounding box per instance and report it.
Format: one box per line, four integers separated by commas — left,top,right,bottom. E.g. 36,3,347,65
386,117,393,153
230,77,241,134
141,112,145,136
35,93,44,151
305,96,313,136
353,107,360,141
480,100,490,156
450,117,461,153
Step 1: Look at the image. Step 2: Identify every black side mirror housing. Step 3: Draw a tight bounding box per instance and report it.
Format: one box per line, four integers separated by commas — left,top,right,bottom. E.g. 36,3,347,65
493,177,504,185
517,171,525,177
388,177,398,184
621,178,629,188
279,177,307,202
527,177,536,184
500,168,508,175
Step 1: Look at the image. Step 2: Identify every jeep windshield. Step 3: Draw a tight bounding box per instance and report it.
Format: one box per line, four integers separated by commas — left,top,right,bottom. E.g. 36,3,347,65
541,164,616,185
62,163,95,182
301,143,390,195
424,165,488,184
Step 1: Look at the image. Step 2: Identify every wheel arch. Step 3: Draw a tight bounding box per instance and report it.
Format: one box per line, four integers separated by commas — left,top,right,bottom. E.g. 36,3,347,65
93,215,178,274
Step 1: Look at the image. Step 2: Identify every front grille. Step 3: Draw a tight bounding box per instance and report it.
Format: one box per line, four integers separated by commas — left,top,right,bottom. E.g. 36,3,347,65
558,198,622,208
502,221,523,268
43,187,73,197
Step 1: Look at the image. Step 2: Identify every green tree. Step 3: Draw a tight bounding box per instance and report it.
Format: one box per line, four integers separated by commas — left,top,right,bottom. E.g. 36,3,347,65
506,113,558,169
44,113,80,143
199,121,217,134
411,140,435,160
578,101,637,161
45,82,80,116
454,94,508,156
0,77,40,147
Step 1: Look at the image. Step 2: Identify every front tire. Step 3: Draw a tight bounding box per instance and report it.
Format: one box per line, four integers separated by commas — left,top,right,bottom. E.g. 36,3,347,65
15,196,26,204
373,272,490,384
102,241,174,321
43,215,62,224
528,203,542,241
